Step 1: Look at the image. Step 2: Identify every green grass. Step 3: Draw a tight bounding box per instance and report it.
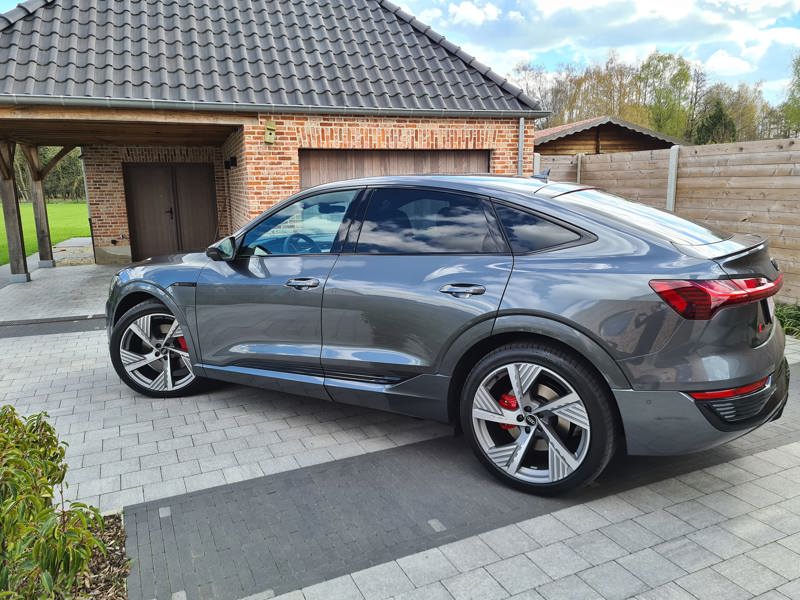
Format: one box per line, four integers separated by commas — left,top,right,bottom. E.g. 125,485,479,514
0,202,89,266
776,303,800,337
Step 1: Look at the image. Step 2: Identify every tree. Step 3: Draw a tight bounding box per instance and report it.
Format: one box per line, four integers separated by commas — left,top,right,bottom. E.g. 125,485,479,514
782,52,800,136
637,52,692,139
11,145,85,202
694,99,737,144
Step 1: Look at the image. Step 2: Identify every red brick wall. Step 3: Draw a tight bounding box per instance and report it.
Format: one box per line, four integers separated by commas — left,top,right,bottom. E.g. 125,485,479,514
82,146,229,263
226,114,535,229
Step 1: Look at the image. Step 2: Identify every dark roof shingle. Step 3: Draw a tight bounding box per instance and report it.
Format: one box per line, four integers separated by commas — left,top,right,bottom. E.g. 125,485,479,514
0,0,544,116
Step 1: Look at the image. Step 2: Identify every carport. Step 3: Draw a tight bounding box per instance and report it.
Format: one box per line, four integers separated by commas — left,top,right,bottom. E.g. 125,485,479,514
0,110,243,281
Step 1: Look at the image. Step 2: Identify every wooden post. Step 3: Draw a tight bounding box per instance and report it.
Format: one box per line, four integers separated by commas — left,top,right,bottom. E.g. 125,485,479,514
0,142,30,282
666,145,681,212
20,144,75,268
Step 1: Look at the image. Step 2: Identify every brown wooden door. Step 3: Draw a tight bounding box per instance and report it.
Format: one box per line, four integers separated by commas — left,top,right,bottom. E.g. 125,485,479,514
298,150,491,189
123,163,217,260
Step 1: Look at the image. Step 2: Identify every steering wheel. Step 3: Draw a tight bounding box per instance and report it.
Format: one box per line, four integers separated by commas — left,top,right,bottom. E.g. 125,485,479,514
283,233,322,254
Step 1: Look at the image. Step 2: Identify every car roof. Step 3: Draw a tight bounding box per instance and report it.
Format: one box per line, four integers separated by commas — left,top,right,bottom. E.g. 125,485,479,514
308,174,594,203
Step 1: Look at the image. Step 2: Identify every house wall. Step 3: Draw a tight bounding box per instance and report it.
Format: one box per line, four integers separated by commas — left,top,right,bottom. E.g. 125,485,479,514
536,124,672,155
82,146,229,264
226,113,536,230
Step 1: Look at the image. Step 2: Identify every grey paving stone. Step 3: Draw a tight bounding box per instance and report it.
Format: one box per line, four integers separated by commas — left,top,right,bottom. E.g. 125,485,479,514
397,548,459,587
712,554,788,595
752,505,800,535
537,575,602,600
222,463,264,484
777,579,800,600
779,531,800,553
142,478,187,501
757,474,800,499
442,568,509,600
634,510,695,541
677,470,731,495
564,530,627,565
121,468,162,489
352,561,413,600
688,525,756,559
731,455,785,477
675,567,752,600
721,514,786,546
727,482,784,508
508,592,545,600
617,548,688,588
585,495,643,523
392,582,455,600
579,560,647,600
648,478,704,503
99,486,144,512
619,486,673,513
303,575,363,600
653,538,722,573
634,582,696,600
440,537,501,573
184,470,225,493
161,460,201,480
748,542,800,579
697,491,757,518
704,463,759,485
666,500,726,529
552,505,611,534
600,519,664,553
479,524,540,559
485,555,550,595
526,543,592,580
518,515,576,546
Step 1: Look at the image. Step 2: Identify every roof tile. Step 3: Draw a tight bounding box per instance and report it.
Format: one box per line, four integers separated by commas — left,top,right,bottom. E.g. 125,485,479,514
0,0,543,115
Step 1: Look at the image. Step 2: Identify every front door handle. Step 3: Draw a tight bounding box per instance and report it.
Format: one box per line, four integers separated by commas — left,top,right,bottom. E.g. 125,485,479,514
440,283,486,298
285,277,320,290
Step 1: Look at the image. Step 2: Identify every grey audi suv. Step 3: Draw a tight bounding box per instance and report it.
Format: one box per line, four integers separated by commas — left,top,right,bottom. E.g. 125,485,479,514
106,175,789,494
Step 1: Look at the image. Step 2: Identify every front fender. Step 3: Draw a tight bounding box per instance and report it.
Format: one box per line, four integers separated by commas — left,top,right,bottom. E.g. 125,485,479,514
110,281,205,377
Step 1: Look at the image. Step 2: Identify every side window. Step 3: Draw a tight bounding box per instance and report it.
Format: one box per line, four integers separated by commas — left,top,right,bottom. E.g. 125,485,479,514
356,188,506,254
240,189,359,256
494,204,581,254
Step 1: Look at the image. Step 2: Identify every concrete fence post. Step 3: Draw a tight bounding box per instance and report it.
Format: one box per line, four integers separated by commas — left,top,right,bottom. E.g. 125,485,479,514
576,153,584,184
533,152,541,176
666,145,681,212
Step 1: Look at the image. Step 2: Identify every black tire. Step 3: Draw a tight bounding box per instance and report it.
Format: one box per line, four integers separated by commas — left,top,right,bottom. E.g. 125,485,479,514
110,300,210,398
460,341,618,495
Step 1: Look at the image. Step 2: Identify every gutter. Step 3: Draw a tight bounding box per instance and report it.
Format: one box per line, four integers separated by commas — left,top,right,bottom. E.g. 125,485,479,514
517,117,525,176
0,94,551,119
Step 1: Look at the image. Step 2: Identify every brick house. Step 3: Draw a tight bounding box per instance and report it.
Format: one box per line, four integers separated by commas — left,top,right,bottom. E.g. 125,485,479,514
0,0,545,279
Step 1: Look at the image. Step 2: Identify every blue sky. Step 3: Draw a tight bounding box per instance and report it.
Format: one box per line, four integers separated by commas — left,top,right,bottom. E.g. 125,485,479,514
398,0,800,104
0,0,797,104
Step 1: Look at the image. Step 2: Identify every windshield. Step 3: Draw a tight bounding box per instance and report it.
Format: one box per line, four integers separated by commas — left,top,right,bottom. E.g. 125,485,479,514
558,189,732,246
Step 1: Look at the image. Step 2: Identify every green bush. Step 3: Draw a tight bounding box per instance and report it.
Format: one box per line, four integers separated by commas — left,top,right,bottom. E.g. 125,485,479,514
0,406,106,599
776,303,800,337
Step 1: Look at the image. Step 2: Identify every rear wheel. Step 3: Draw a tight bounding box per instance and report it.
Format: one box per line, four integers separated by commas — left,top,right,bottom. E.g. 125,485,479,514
110,301,209,398
460,342,617,494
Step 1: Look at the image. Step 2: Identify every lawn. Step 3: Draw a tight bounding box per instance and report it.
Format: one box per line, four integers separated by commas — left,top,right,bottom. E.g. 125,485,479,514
0,202,89,266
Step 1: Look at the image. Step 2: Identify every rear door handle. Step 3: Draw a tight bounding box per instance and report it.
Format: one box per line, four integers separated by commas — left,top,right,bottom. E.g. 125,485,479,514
285,277,320,290
439,283,486,298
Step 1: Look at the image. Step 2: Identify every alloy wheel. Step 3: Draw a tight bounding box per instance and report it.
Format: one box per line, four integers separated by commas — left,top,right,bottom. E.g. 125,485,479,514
472,362,591,484
119,313,195,392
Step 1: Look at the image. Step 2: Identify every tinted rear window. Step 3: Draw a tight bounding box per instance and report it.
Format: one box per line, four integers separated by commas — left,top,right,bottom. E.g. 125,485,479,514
357,188,505,254
560,189,731,246
494,204,581,253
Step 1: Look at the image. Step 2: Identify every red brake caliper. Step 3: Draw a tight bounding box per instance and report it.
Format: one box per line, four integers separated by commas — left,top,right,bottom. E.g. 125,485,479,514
175,336,188,352
498,393,518,430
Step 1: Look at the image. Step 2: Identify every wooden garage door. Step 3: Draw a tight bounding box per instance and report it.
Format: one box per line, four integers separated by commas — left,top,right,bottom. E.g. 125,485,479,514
299,150,490,189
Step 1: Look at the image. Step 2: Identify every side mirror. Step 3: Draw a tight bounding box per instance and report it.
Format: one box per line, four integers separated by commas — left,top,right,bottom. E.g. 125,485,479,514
206,236,236,261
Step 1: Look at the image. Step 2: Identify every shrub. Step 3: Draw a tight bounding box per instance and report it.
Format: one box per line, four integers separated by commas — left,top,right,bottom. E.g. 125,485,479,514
0,406,106,599
776,303,800,337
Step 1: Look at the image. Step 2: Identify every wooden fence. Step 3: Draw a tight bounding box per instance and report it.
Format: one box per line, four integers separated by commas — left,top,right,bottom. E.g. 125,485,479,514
536,138,800,303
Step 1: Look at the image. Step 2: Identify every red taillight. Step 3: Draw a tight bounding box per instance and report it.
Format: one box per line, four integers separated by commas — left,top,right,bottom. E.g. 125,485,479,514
690,376,770,400
649,274,782,320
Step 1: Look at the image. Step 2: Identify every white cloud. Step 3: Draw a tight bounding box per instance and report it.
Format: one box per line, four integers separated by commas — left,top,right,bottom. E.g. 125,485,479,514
705,49,756,75
418,7,444,24
508,10,525,21
448,1,502,25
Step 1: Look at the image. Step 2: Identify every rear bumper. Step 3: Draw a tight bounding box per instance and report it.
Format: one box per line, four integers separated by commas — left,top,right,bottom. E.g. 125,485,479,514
616,358,789,456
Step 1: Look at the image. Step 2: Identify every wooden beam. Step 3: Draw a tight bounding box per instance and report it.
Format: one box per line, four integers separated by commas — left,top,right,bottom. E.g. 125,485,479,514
0,142,30,281
19,144,73,267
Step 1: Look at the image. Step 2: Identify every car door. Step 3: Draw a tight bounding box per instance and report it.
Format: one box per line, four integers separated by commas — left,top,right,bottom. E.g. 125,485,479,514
320,186,513,418
195,188,362,399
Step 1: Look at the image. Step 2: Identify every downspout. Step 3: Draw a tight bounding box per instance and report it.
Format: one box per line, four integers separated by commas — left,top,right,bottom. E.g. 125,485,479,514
517,117,525,176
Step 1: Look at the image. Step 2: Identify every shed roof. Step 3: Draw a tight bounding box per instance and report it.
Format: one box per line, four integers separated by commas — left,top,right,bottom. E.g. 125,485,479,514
0,0,545,117
535,116,681,145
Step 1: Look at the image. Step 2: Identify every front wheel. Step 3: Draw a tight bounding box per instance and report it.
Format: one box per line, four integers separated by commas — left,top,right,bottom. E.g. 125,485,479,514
460,342,618,495
110,301,209,398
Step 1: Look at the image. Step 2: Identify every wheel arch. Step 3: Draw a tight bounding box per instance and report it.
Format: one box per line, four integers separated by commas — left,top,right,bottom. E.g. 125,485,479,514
445,315,630,437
